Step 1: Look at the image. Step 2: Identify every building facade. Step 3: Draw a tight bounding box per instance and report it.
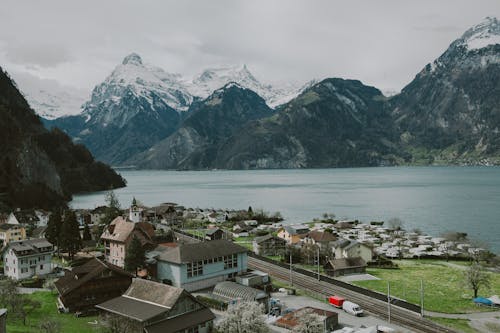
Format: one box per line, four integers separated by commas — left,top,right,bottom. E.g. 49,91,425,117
0,224,26,247
2,239,53,280
150,240,248,292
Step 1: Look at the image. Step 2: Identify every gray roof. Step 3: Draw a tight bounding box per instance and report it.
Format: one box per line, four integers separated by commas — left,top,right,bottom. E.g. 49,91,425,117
145,308,215,333
96,296,167,322
283,226,309,235
157,240,247,264
213,281,267,301
332,239,351,249
253,234,285,244
205,228,222,236
327,257,366,270
8,238,52,255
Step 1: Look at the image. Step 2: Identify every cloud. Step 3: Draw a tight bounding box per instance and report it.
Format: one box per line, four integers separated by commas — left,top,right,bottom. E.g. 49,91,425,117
5,42,72,68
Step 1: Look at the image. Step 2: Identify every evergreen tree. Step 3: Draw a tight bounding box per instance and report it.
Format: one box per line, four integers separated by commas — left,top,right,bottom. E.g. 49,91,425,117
60,210,82,259
82,224,92,241
124,235,145,274
45,210,62,256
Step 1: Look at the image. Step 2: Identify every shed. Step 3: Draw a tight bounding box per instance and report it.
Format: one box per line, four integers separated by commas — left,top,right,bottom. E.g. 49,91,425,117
213,281,269,310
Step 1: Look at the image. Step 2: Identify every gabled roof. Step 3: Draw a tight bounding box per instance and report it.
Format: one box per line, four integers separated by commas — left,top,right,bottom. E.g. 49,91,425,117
54,258,132,296
326,257,366,270
145,308,215,333
307,230,336,243
253,234,285,244
100,217,154,244
0,223,22,231
281,225,310,235
156,240,247,264
6,238,52,256
96,278,187,322
205,228,222,236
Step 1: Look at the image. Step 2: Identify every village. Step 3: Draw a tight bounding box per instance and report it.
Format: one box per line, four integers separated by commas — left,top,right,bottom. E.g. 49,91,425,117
0,194,499,333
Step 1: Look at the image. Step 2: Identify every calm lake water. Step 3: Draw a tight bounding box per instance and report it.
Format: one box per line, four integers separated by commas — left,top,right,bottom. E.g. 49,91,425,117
71,167,500,252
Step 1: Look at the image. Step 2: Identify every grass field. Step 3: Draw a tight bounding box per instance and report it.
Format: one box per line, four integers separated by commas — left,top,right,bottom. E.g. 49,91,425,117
352,260,500,314
430,317,476,333
7,292,98,333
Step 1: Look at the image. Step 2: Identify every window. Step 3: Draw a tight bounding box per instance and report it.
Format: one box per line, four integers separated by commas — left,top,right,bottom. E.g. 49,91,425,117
224,254,238,269
21,268,28,273
187,261,203,278
40,264,44,270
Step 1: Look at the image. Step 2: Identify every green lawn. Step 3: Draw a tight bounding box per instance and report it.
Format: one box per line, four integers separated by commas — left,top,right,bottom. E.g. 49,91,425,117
7,292,98,333
430,317,476,333
352,260,500,314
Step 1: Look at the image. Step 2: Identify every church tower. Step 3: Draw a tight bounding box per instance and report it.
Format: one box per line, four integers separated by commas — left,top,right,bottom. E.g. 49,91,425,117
129,197,142,223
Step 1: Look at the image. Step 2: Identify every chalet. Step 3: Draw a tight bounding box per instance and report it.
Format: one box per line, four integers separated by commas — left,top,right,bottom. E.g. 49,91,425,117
275,307,338,332
332,239,373,263
324,257,367,277
277,225,310,244
205,227,224,241
100,216,155,268
303,230,337,250
0,224,26,247
148,240,248,291
54,258,133,312
96,278,215,333
253,234,287,256
2,239,53,280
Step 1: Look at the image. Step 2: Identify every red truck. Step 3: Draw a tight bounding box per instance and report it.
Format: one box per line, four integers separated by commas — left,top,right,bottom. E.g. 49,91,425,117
328,295,345,308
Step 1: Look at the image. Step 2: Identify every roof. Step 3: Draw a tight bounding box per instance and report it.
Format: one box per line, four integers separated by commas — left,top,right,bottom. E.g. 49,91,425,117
213,281,267,301
32,226,47,238
282,225,310,235
96,295,167,322
205,228,222,236
253,234,285,244
326,257,367,270
332,238,351,249
275,307,337,329
54,258,133,296
145,308,215,333
307,230,336,243
156,240,247,264
96,278,186,322
7,238,52,255
100,217,154,244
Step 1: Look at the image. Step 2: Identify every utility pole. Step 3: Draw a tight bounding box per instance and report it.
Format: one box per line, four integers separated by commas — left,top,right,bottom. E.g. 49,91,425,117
317,246,320,281
387,281,391,324
289,251,293,287
420,279,425,317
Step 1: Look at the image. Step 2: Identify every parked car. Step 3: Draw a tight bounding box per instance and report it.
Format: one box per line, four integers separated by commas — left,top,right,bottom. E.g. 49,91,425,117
342,301,363,316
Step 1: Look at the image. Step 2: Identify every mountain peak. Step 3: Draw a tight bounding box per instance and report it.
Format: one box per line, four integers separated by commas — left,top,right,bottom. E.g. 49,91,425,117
122,53,143,65
460,17,500,50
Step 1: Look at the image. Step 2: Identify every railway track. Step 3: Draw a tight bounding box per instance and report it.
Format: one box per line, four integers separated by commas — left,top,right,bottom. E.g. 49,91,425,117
249,257,457,333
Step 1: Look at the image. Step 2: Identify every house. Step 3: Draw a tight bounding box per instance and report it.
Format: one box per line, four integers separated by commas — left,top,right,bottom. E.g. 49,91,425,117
2,239,53,280
332,239,373,263
148,240,248,291
303,230,337,250
100,216,155,268
90,206,108,225
324,257,367,277
277,225,310,244
0,309,6,333
275,307,338,332
253,234,287,256
6,213,19,225
31,226,47,239
34,210,51,227
96,278,215,333
74,209,91,226
213,281,269,311
0,224,26,247
54,258,133,312
205,227,224,241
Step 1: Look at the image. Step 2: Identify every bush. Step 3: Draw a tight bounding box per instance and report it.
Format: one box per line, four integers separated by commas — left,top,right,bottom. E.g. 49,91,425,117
196,295,228,311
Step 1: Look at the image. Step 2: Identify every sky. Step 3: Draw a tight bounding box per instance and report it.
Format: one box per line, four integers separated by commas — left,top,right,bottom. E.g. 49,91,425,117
0,0,499,95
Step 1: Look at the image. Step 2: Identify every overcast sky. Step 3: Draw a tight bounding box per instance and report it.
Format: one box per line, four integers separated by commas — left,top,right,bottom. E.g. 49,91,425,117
1,0,499,94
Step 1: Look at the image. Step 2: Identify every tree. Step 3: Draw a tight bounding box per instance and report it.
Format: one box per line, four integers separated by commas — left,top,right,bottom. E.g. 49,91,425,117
82,224,92,241
291,308,324,333
387,217,403,231
124,235,145,273
105,190,121,210
463,263,491,298
60,210,82,259
100,190,122,225
217,301,269,333
0,279,40,325
18,298,41,325
99,314,138,333
45,210,62,256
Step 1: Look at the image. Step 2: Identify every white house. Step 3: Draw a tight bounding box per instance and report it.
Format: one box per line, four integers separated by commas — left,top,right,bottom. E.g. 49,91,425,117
2,239,53,280
332,239,373,263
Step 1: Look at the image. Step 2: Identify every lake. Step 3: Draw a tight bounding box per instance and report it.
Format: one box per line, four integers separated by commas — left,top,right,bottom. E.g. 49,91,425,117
71,167,500,252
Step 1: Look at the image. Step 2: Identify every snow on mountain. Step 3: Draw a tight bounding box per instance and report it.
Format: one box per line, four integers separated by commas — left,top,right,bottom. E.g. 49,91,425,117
459,17,500,51
11,71,88,120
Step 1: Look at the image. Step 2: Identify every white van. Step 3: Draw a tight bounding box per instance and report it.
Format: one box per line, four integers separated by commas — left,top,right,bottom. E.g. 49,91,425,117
342,301,363,316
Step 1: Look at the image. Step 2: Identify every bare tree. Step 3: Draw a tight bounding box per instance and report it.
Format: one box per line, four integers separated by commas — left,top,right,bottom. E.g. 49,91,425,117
463,263,491,298
291,308,324,333
98,314,139,333
217,301,270,333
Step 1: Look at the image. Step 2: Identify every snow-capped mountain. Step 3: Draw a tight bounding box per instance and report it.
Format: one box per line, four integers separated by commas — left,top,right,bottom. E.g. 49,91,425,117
459,16,500,51
11,72,88,120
